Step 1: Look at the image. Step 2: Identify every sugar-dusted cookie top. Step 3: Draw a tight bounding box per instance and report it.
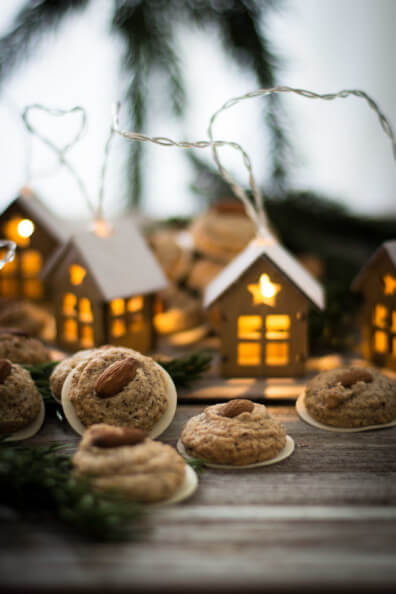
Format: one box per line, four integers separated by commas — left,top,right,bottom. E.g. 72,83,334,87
181,399,287,466
73,424,186,503
305,366,396,428
0,359,42,433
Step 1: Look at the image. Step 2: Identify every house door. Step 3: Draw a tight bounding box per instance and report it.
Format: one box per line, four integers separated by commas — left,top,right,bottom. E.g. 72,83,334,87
371,304,396,363
237,313,291,372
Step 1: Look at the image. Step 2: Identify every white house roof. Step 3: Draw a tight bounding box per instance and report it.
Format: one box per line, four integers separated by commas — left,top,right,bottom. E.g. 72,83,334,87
43,218,168,301
204,236,324,310
10,191,71,243
352,240,396,291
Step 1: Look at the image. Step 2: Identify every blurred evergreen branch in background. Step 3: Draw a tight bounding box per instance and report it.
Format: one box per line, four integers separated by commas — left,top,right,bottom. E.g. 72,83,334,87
0,0,286,205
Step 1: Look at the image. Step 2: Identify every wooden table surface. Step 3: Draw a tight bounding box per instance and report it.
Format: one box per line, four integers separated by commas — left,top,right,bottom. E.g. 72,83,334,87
1,403,396,594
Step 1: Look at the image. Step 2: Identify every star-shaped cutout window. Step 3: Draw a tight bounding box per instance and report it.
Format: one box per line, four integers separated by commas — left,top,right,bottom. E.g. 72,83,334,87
248,273,281,307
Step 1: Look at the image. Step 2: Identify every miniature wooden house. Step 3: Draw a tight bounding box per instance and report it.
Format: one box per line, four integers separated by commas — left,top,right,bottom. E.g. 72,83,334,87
42,219,167,353
352,240,396,372
0,188,68,300
204,238,324,377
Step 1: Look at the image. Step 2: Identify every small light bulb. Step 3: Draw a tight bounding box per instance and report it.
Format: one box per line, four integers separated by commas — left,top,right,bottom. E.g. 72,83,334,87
260,274,277,299
17,219,35,238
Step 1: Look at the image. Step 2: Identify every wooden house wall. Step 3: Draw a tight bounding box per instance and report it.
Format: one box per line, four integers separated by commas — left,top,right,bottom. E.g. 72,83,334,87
0,202,60,299
216,257,309,377
359,252,396,371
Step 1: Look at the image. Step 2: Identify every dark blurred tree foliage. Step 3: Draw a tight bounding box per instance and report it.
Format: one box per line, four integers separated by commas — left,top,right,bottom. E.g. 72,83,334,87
0,0,286,204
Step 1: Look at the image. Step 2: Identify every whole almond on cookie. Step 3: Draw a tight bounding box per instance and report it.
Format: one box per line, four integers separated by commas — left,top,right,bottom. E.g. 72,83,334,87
220,399,254,418
337,368,373,388
95,357,139,398
0,359,11,384
91,426,147,448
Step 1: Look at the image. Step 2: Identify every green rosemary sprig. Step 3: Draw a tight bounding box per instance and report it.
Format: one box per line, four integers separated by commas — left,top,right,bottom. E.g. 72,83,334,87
157,350,213,388
23,361,59,402
186,457,206,473
0,443,142,541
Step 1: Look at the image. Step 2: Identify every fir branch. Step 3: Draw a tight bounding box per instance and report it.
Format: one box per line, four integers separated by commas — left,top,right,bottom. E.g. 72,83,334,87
186,457,206,474
23,361,59,401
157,350,213,388
0,443,143,541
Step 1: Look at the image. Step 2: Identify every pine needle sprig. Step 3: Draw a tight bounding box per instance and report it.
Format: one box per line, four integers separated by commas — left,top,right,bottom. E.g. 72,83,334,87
0,443,143,541
23,361,59,402
157,350,213,388
186,457,206,474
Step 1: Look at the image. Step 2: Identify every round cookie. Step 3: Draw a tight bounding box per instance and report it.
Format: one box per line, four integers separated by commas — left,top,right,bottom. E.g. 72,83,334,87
299,366,396,430
0,328,51,364
61,348,177,438
0,359,45,441
179,399,294,468
72,424,198,504
190,211,256,263
149,230,193,282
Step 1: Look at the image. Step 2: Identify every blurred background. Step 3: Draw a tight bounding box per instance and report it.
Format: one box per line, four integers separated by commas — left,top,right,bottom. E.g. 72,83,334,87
0,0,395,221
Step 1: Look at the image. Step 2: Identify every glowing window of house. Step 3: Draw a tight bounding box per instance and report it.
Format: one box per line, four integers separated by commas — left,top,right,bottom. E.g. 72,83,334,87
69,264,86,286
24,280,43,298
392,311,396,333
63,293,77,316
0,250,17,275
79,297,93,322
21,250,42,277
4,217,34,247
112,318,126,337
63,319,78,342
127,296,143,313
80,324,94,348
1,279,18,296
238,342,261,366
110,298,125,316
266,342,289,366
373,304,387,328
130,314,144,334
383,274,396,296
374,330,388,354
265,315,290,339
154,297,163,315
393,337,396,357
238,316,262,340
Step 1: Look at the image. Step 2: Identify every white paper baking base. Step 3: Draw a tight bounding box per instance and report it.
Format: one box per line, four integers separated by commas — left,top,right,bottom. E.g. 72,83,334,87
177,435,295,469
154,465,198,505
4,397,45,442
296,391,396,433
61,361,177,438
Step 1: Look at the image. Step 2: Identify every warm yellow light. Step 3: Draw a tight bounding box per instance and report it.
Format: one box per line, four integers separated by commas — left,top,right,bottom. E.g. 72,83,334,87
80,324,94,347
17,219,35,238
266,315,290,339
69,264,86,286
248,273,281,306
392,311,396,333
93,219,112,238
238,342,261,366
130,314,144,333
63,293,77,316
373,304,387,328
4,217,30,247
266,342,289,365
384,274,396,296
110,298,125,316
79,297,93,322
23,279,43,298
112,318,126,337
21,250,42,277
374,330,388,353
260,274,277,298
64,319,78,342
238,315,262,340
127,296,143,313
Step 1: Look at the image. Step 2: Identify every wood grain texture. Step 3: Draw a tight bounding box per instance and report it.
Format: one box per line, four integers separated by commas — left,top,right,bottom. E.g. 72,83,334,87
1,404,396,593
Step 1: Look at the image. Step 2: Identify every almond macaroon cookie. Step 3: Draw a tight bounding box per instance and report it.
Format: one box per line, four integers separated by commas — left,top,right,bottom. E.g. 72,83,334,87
72,424,198,504
298,366,396,431
61,347,177,438
0,328,51,365
0,359,45,441
178,399,294,468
